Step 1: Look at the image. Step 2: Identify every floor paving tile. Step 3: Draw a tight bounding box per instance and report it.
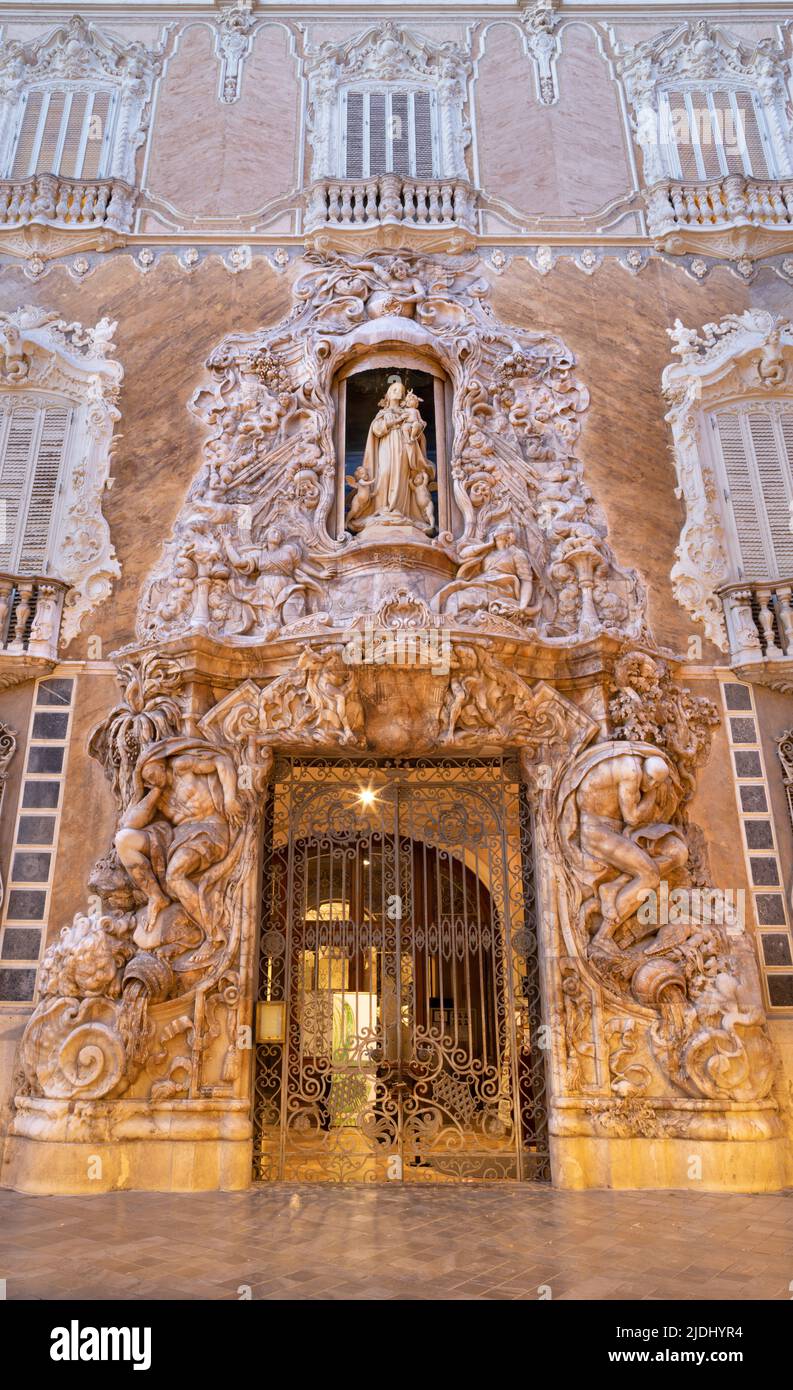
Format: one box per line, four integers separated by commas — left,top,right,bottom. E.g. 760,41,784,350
1,1184,792,1300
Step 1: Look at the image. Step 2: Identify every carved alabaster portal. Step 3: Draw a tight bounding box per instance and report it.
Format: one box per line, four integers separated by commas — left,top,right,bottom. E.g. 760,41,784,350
7,251,784,1189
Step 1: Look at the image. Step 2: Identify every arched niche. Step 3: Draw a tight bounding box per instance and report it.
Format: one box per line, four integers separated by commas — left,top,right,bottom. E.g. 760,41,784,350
331,345,454,541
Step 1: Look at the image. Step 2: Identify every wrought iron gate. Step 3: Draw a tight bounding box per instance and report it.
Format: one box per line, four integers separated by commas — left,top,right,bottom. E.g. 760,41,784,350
252,757,549,1183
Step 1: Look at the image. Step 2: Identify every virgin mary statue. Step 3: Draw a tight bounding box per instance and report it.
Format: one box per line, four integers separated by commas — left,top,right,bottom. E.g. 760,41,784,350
347,377,435,535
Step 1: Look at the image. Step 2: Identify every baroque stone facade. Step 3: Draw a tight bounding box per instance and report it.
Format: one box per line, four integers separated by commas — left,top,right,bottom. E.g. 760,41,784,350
0,1,792,1196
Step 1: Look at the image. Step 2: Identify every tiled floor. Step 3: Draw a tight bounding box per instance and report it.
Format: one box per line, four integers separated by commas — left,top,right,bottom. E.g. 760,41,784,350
1,1184,791,1300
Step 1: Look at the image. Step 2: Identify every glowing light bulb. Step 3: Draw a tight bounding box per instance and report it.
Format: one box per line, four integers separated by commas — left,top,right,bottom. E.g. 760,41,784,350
358,788,375,807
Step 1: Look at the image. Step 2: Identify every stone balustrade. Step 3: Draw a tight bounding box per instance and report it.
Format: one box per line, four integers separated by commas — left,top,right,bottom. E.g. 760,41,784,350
304,174,478,250
0,173,136,253
720,579,793,690
645,175,793,259
0,573,68,665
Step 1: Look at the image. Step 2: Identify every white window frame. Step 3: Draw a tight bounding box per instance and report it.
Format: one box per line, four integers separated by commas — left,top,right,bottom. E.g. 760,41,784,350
339,86,439,180
0,308,122,643
618,23,793,188
662,311,793,651
6,84,118,181
0,399,75,574
304,23,471,185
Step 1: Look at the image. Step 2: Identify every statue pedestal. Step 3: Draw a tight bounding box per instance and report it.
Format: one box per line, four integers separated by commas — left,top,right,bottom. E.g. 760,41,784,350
330,534,456,616
550,1100,791,1192
2,1097,252,1194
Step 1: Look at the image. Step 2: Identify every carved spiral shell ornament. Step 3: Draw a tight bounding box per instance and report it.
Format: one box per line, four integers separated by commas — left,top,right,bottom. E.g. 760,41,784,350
21,997,127,1100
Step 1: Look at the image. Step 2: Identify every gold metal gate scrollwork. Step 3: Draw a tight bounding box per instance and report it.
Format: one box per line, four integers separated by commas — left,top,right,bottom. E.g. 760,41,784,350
253,757,550,1183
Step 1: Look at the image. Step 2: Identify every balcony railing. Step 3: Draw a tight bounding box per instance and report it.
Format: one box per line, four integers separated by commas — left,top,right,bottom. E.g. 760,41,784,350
720,579,793,690
0,575,68,684
304,175,478,249
0,173,136,256
645,175,793,259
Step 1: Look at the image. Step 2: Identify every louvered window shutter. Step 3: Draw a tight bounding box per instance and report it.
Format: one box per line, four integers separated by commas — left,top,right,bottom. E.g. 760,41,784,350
8,88,113,180
663,87,773,181
414,92,435,178
0,404,70,574
344,91,364,179
715,408,793,581
368,92,387,176
342,89,437,178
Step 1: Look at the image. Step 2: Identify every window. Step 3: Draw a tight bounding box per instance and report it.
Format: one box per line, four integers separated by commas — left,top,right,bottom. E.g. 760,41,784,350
342,89,437,179
659,89,776,181
711,405,793,581
0,402,72,575
7,88,115,181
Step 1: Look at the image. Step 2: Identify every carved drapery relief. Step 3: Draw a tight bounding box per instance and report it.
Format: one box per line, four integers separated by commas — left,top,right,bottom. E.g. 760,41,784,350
303,23,472,183
138,249,643,651
0,17,165,189
0,306,123,643
616,21,793,186
662,310,793,650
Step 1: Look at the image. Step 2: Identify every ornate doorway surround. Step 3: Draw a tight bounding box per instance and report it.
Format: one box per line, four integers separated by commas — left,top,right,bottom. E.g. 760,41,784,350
253,756,549,1183
3,248,788,1194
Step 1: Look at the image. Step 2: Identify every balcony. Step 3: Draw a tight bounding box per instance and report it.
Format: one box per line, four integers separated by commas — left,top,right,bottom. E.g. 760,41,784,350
645,175,793,260
304,174,478,252
0,173,136,261
720,579,793,693
0,574,69,690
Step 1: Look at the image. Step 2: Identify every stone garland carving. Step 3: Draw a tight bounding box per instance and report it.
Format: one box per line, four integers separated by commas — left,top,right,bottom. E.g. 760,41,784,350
0,718,17,908
0,16,165,191
555,648,774,1106
615,21,793,186
137,249,643,650
303,22,472,183
214,2,256,104
662,310,793,650
0,306,123,643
